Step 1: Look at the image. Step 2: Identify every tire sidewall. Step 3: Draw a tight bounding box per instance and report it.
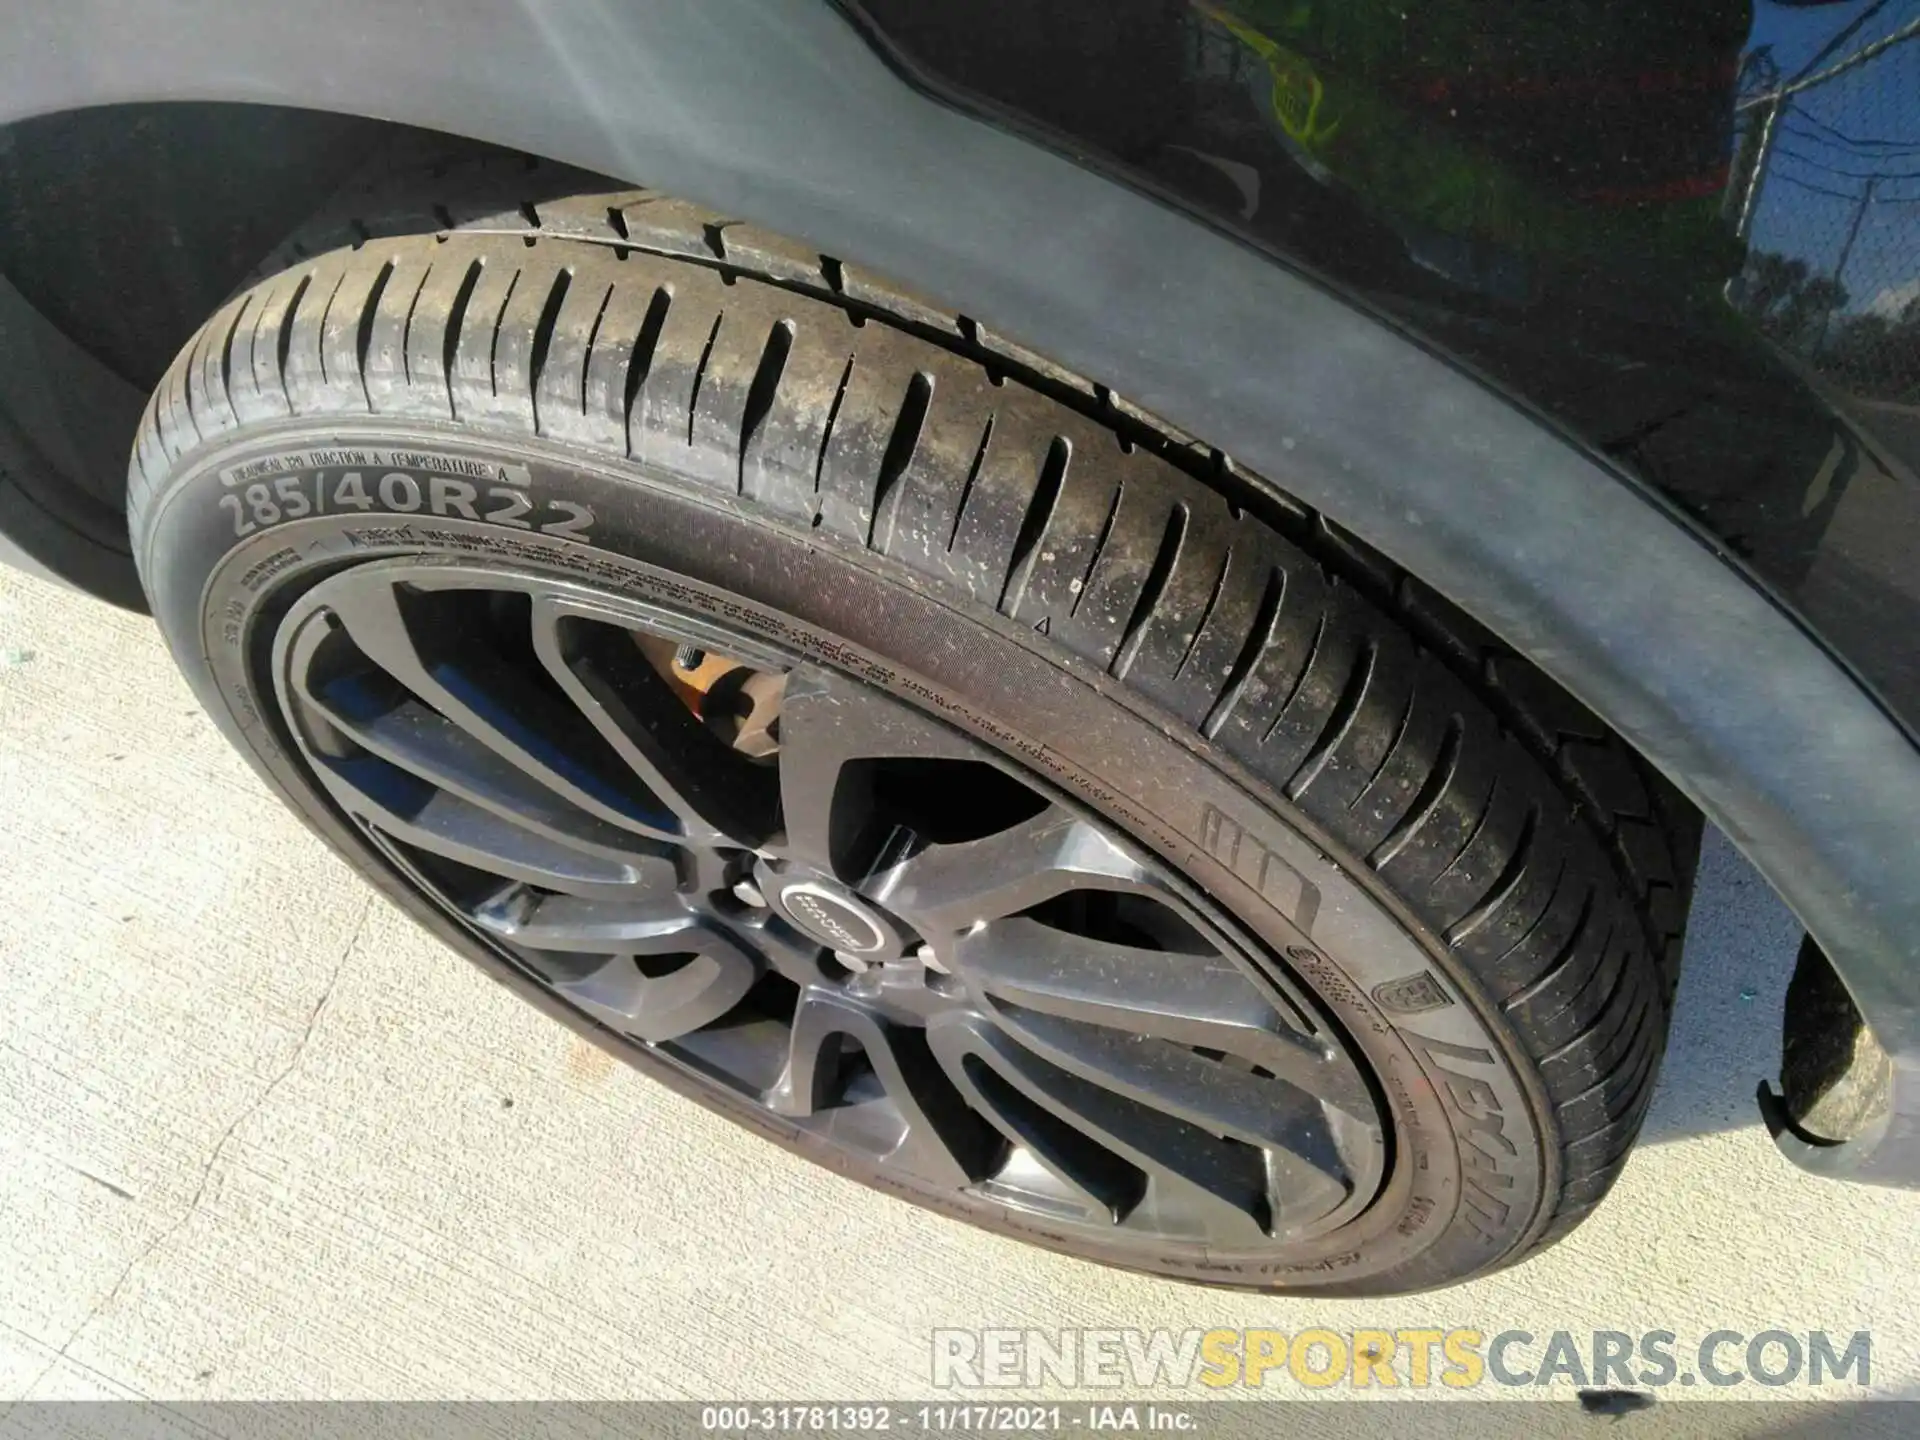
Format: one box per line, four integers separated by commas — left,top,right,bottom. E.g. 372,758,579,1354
139,417,1554,1294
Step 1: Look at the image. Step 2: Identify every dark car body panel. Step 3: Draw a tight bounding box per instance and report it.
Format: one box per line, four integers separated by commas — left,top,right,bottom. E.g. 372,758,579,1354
3,0,1919,1182
846,0,1920,741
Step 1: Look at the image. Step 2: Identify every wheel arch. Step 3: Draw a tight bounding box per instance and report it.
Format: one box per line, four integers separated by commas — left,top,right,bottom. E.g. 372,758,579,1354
4,0,1920,1183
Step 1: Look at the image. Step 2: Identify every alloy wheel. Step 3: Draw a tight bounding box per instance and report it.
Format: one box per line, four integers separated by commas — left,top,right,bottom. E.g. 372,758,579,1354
269,559,1389,1252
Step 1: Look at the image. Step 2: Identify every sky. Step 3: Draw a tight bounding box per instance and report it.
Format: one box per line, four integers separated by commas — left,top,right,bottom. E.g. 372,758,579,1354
1741,0,1920,319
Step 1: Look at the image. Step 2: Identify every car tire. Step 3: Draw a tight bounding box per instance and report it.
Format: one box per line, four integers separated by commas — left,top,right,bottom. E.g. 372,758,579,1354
126,147,1699,1294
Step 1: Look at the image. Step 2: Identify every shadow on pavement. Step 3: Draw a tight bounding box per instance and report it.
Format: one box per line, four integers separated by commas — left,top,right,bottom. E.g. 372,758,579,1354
1631,828,1805,1145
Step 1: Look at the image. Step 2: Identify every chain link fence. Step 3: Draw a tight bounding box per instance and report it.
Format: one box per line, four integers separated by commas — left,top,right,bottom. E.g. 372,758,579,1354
1729,2,1920,403
1175,2,1920,401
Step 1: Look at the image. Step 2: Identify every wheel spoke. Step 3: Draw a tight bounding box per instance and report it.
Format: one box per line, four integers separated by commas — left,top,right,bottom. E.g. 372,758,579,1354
931,1021,1145,1223
309,753,655,897
320,578,681,839
533,945,760,1043
953,920,1374,1122
718,908,835,990
767,988,1001,1188
288,609,666,863
1264,1148,1367,1243
927,1012,1273,1240
530,595,778,846
301,674,677,849
867,809,1155,935
981,1002,1354,1227
775,665,977,875
471,884,701,953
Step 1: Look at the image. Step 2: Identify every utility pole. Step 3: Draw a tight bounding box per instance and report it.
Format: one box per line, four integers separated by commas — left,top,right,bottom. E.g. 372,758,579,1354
1817,175,1878,358
1735,95,1783,242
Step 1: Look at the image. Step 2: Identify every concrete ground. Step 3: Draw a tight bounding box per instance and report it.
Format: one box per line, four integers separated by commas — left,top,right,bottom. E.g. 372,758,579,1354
1,563,1916,1408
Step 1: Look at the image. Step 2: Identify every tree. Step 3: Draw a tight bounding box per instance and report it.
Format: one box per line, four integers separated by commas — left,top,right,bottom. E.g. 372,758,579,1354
1823,295,1920,402
1735,250,1851,351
